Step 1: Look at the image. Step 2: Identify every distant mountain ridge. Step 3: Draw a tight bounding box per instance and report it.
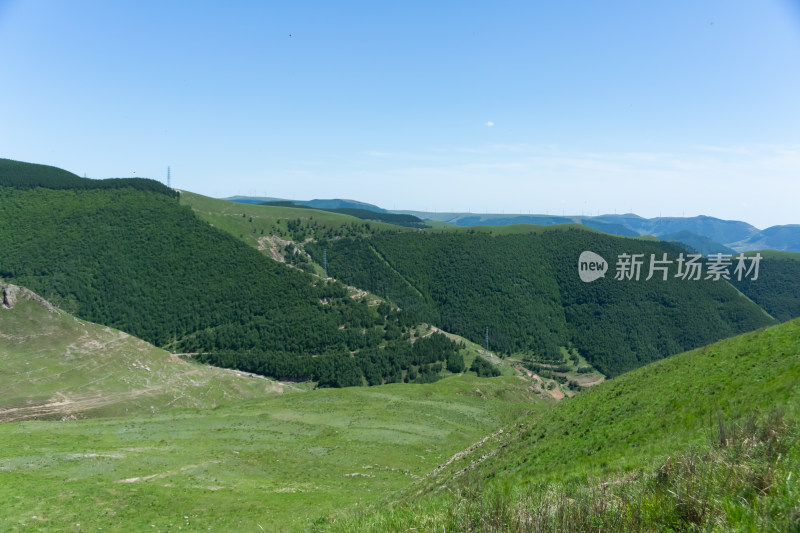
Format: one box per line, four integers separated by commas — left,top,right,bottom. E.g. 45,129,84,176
259,201,427,228
659,230,736,255
394,210,800,253
227,196,386,212
228,195,799,252
729,224,800,252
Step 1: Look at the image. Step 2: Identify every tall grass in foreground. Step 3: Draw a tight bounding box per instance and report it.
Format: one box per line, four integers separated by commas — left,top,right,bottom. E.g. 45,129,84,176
312,409,799,532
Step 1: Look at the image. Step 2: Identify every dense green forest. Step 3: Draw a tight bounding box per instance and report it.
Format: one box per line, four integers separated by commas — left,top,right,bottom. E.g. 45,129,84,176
0,187,345,350
731,254,800,322
470,355,502,377
0,177,465,387
0,158,176,197
307,230,775,377
196,331,465,387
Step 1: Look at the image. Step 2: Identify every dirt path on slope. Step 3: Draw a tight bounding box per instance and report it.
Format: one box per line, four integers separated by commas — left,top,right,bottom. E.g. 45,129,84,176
0,389,161,422
512,364,566,401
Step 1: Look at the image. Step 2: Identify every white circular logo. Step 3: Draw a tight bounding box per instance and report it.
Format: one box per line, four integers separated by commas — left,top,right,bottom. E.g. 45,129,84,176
578,251,607,282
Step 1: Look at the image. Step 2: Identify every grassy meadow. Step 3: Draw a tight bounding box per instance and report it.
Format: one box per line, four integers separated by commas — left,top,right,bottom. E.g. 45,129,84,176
180,191,407,254
0,281,543,531
0,375,541,532
314,318,800,532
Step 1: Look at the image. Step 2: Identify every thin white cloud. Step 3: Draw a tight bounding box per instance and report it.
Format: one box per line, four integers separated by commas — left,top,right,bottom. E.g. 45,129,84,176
362,150,444,162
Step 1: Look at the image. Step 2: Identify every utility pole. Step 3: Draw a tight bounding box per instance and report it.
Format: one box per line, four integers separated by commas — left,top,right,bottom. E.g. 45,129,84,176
323,248,328,278
485,326,489,352
167,166,171,188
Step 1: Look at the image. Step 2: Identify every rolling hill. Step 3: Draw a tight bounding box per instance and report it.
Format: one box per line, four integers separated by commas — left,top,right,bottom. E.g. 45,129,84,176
178,191,798,380
659,229,737,255
729,224,800,252
175,194,800,375
0,160,464,388
0,157,177,197
3,157,797,387
318,316,800,532
1,156,798,531
306,228,775,377
225,194,800,252
730,250,800,322
261,201,428,228
179,193,785,379
181,189,411,266
397,211,760,242
182,190,799,381
0,282,283,421
396,209,800,253
226,195,387,213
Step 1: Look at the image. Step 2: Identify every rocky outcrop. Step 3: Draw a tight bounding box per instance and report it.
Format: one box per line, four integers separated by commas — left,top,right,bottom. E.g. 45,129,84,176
1,282,56,312
1,283,18,308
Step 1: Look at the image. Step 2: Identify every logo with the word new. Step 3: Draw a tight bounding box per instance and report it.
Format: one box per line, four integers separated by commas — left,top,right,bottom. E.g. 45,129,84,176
578,251,608,282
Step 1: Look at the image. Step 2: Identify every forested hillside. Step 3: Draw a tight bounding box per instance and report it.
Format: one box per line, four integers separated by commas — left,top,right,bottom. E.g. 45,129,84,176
731,251,800,322
307,229,775,376
0,162,463,387
182,192,785,379
3,159,790,385
0,158,176,197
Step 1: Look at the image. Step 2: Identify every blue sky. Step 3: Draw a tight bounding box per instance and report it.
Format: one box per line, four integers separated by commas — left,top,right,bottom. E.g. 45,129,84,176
1,1,798,228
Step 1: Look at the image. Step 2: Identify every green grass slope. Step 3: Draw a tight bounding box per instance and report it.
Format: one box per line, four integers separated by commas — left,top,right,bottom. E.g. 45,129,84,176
181,190,409,257
470,319,799,484
262,201,429,228
320,318,800,532
0,375,542,532
0,283,282,421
